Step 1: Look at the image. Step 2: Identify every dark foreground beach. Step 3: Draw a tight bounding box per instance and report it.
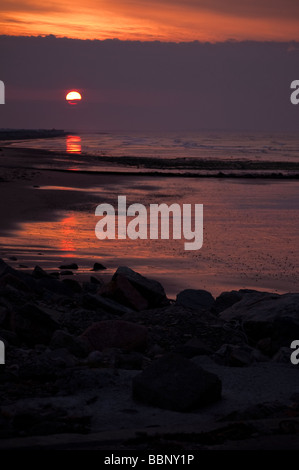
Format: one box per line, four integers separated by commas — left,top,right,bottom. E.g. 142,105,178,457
0,144,299,450
0,258,299,450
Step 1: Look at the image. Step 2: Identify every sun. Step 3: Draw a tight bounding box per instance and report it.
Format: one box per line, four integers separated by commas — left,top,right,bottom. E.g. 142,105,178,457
66,90,82,105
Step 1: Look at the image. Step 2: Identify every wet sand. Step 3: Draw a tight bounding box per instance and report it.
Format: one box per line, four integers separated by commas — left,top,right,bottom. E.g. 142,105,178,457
0,146,298,297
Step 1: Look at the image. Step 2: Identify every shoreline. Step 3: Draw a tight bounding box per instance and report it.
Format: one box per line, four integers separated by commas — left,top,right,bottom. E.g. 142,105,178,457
1,145,299,179
0,145,299,297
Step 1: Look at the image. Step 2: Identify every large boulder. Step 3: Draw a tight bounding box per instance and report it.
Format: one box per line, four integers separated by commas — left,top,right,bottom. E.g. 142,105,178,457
11,303,60,346
132,353,221,411
113,267,168,308
176,289,214,311
212,290,245,314
81,320,148,352
213,289,275,315
100,274,148,311
82,293,134,316
219,292,299,353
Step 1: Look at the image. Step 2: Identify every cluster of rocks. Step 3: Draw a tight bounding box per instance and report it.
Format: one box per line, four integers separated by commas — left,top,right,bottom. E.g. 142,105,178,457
0,257,298,446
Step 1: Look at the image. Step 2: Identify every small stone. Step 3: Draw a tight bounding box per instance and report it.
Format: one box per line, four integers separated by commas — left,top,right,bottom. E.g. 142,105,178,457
32,265,50,279
87,350,104,365
92,263,106,271
59,263,78,270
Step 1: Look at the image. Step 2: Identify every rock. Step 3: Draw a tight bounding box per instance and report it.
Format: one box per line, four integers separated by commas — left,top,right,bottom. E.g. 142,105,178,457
272,347,293,363
60,270,74,276
214,344,268,367
213,290,244,314
0,258,15,278
7,403,91,437
213,289,268,315
50,330,90,357
0,274,31,293
90,276,103,285
36,277,75,296
219,293,299,353
81,320,148,352
12,303,60,346
256,337,273,355
59,263,78,270
87,350,104,365
61,278,82,293
82,293,134,316
32,265,50,279
49,271,60,279
8,256,17,261
113,266,168,308
19,349,76,380
100,274,148,311
115,351,144,370
132,353,221,411
0,329,19,345
92,262,106,271
0,284,33,305
220,401,287,422
176,289,214,311
174,337,212,358
82,283,98,295
0,302,9,327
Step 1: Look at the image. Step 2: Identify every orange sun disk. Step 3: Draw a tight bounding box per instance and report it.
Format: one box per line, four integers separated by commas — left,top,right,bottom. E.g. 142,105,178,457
66,91,82,105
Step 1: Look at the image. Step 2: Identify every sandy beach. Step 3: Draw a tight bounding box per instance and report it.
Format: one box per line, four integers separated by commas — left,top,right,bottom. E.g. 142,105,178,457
0,144,299,450
0,145,298,297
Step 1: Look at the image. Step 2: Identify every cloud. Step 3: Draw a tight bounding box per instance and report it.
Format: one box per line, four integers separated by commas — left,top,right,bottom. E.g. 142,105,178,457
0,0,299,41
0,0,67,13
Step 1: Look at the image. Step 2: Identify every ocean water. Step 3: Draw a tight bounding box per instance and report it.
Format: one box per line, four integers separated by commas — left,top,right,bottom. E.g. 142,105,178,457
7,130,299,163
1,130,299,296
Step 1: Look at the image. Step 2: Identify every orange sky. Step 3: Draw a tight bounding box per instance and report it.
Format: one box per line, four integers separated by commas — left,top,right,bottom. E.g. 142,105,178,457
1,0,299,42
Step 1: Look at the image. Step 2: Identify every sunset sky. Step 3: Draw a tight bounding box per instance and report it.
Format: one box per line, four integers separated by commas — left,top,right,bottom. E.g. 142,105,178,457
1,0,299,42
1,1,299,131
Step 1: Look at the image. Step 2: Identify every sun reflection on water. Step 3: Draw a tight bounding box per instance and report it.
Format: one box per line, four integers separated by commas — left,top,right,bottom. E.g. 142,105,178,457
66,135,81,154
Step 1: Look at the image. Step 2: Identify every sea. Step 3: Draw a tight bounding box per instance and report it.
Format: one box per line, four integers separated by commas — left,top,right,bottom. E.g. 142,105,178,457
7,129,299,163
1,130,299,297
